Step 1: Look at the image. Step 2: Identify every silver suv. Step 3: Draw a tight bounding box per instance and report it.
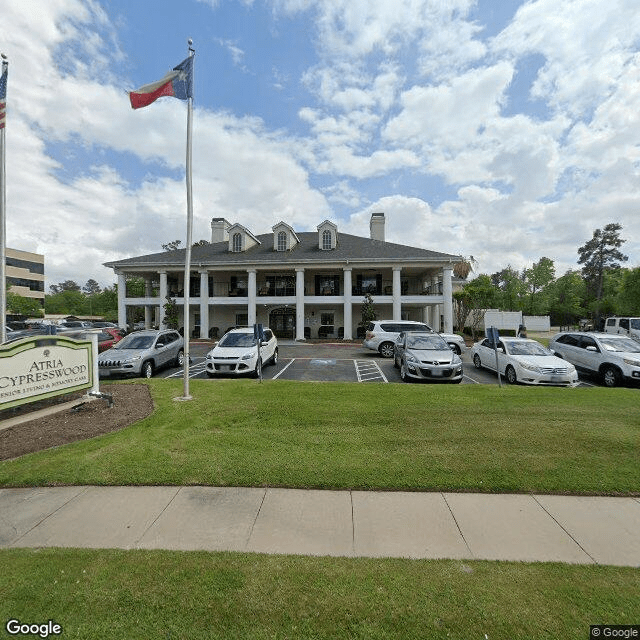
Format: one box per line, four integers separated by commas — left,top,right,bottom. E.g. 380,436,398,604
548,331,640,387
98,329,184,378
363,320,466,358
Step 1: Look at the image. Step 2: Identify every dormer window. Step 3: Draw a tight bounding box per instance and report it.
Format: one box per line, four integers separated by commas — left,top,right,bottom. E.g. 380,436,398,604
272,222,299,251
232,232,242,252
317,220,338,251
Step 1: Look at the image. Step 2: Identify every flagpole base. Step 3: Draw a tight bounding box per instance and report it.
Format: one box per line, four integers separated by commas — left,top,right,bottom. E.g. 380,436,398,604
173,395,193,402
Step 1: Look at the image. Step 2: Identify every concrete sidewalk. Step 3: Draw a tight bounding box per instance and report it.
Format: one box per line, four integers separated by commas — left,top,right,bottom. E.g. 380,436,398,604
1,486,639,566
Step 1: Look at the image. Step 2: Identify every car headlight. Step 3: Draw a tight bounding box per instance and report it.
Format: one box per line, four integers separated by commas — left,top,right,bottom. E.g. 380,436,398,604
241,351,256,360
405,353,418,363
123,355,142,364
452,355,462,365
518,361,542,373
623,358,640,367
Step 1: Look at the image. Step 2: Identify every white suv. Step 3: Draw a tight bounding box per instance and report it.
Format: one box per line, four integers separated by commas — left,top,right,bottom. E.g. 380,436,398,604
548,331,640,387
205,327,278,377
363,320,466,358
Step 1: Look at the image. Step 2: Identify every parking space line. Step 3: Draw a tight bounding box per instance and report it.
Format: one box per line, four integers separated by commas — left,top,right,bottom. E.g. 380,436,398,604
166,358,207,379
354,360,388,383
271,359,295,380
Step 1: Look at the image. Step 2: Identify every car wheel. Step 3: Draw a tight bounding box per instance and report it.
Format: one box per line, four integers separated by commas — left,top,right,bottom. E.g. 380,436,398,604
473,354,482,369
505,365,517,385
269,347,278,366
379,342,394,358
450,343,461,355
175,350,185,367
400,360,410,382
141,361,154,379
601,365,620,388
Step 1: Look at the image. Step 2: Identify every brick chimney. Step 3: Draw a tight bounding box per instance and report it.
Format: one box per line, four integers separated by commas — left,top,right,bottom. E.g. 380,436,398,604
369,212,385,242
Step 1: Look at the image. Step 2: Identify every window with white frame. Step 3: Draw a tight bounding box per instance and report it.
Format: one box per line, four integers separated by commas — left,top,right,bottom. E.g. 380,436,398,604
322,229,332,250
277,231,287,251
232,233,242,252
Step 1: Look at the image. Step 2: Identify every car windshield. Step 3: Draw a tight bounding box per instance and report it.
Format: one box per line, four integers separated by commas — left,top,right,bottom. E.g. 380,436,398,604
113,335,155,350
219,332,255,348
599,337,640,353
406,334,448,350
504,341,549,356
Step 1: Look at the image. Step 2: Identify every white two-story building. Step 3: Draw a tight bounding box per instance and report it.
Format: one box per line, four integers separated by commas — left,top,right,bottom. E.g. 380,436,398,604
104,213,462,340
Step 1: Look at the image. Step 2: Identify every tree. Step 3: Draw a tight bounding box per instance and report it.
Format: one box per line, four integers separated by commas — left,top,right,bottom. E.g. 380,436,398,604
162,295,179,329
578,223,628,324
453,256,476,280
491,266,526,311
523,257,555,315
6,292,44,317
44,289,85,315
359,292,377,331
547,270,586,328
49,280,81,294
83,279,102,295
162,240,182,251
617,267,640,316
457,275,500,340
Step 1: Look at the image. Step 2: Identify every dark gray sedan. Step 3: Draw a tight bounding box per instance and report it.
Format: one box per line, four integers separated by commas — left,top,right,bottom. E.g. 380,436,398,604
393,332,463,383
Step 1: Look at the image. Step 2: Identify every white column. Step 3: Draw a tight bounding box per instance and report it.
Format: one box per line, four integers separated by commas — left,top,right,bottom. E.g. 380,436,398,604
432,274,440,331
117,271,126,329
443,266,453,334
392,267,402,320
199,270,209,339
343,267,352,340
144,278,153,329
295,268,305,340
159,271,167,328
247,269,257,326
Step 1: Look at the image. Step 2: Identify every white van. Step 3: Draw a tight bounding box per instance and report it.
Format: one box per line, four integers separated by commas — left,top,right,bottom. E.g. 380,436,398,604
604,317,640,341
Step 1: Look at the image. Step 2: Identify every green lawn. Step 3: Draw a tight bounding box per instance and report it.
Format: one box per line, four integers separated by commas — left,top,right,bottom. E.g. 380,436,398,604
1,548,638,640
2,379,638,494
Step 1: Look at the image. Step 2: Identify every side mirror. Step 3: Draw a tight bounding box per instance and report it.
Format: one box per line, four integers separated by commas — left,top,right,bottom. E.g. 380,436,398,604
497,346,505,353
586,345,598,352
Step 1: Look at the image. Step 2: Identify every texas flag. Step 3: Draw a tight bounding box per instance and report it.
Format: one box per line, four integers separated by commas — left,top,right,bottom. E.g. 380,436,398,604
129,56,193,110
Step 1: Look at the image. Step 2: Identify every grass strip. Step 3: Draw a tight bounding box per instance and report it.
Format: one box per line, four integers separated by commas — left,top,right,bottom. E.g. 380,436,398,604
2,548,638,640
1,379,638,494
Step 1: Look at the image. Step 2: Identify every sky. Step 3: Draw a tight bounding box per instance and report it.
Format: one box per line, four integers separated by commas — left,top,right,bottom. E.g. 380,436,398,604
2,0,640,290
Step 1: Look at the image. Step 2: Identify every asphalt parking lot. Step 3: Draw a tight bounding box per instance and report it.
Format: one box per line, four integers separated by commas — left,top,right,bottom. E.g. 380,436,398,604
160,341,600,387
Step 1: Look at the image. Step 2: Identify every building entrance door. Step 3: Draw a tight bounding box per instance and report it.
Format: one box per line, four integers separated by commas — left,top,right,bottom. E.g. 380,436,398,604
269,307,295,339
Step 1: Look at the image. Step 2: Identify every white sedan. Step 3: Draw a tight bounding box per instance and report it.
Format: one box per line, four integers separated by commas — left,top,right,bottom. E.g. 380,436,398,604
205,327,278,377
470,337,578,386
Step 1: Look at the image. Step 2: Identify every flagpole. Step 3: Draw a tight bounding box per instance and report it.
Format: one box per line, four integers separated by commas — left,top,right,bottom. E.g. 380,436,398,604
0,55,7,345
181,40,195,400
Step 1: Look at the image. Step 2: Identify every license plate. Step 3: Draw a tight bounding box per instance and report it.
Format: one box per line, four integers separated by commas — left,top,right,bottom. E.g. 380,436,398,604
431,369,443,377
550,375,565,382
220,365,233,371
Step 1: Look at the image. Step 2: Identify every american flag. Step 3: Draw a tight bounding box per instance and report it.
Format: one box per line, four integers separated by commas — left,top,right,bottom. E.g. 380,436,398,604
0,64,7,130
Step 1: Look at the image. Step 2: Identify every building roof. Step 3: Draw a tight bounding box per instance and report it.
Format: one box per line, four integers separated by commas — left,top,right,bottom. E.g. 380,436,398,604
104,231,461,271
